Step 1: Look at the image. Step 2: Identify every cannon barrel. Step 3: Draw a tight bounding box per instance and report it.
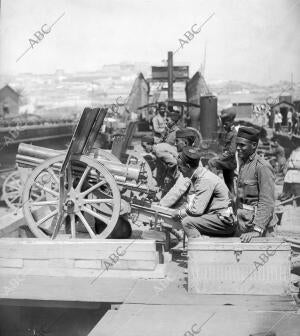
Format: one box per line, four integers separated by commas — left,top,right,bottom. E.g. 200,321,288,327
17,143,141,181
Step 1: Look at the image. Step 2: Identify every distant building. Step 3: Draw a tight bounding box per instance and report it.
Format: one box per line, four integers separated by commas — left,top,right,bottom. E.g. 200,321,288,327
0,85,20,117
271,100,295,126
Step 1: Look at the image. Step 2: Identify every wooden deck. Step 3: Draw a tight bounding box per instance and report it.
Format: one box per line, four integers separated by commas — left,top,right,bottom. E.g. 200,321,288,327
88,261,300,336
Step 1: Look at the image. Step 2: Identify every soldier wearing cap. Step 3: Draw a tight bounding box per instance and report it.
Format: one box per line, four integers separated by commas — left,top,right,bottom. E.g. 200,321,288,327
175,129,197,153
152,102,167,141
141,136,157,172
208,107,237,193
141,136,179,191
161,109,181,146
236,126,277,243
161,147,235,238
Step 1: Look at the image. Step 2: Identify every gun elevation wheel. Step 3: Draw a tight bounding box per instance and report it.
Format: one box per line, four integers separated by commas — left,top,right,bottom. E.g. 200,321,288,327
22,154,121,239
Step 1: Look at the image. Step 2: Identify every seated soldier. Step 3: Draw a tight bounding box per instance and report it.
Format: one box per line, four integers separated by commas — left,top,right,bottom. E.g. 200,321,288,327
161,147,235,239
160,109,181,146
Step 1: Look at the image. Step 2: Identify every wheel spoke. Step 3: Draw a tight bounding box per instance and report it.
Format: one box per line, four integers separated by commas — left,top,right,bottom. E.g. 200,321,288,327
70,214,76,238
83,198,113,205
36,209,58,227
75,166,91,192
9,194,20,203
81,205,111,226
77,211,96,238
81,180,107,197
29,200,58,207
34,181,58,197
47,168,59,184
7,191,20,197
6,185,20,191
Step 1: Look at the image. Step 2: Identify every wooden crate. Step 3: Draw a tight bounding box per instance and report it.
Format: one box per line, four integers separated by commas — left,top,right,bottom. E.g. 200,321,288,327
0,238,160,278
188,238,291,295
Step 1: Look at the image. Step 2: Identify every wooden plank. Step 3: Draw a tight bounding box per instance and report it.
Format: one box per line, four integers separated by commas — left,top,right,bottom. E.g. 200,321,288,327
0,274,137,302
89,305,300,336
0,258,23,268
0,239,156,259
74,259,156,270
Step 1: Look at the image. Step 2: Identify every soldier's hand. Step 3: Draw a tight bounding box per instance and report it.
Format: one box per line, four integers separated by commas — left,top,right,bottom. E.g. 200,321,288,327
240,231,260,243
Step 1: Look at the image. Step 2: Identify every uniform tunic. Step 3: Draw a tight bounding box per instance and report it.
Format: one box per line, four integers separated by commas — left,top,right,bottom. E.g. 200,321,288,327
215,126,237,170
152,114,166,136
237,152,276,234
212,126,237,193
161,167,234,237
161,124,180,146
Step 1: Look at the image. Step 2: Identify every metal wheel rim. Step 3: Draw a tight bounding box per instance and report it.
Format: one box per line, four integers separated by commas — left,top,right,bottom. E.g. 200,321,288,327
22,154,121,239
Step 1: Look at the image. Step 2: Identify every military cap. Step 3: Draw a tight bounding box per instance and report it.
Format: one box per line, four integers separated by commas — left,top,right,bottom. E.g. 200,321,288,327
237,126,260,142
181,147,201,165
176,129,196,139
141,136,154,145
220,107,236,121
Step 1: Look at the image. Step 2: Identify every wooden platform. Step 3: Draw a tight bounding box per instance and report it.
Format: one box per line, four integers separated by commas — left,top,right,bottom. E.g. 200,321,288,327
88,262,300,336
0,238,164,279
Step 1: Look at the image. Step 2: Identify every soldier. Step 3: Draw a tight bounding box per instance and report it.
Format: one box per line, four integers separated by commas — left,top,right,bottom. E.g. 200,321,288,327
236,126,277,243
141,136,179,192
175,129,196,153
141,136,157,172
268,139,286,175
161,147,235,238
208,107,237,193
161,109,181,146
152,102,167,142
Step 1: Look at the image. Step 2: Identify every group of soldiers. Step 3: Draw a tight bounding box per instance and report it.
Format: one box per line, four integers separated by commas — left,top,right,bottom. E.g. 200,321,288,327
140,102,277,243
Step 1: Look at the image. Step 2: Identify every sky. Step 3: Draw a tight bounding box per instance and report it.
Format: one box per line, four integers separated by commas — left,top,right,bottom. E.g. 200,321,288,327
0,0,299,84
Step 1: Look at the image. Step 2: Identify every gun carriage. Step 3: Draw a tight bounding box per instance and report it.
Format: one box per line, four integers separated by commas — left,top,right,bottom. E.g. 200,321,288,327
16,107,176,240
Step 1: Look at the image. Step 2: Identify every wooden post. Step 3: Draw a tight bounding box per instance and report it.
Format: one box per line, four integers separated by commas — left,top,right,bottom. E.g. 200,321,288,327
167,51,173,100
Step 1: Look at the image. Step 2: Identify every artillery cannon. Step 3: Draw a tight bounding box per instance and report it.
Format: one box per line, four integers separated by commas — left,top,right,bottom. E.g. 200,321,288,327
17,107,175,240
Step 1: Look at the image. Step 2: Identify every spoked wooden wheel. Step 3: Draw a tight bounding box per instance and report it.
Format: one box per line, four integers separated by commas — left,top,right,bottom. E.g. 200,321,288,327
2,171,23,209
22,154,121,239
186,127,202,147
2,170,44,210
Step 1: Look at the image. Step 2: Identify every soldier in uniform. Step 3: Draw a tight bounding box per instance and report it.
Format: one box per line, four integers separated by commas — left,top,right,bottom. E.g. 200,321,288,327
160,109,181,146
152,102,167,142
236,126,277,243
141,136,179,192
161,147,235,238
175,129,197,153
208,107,237,194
